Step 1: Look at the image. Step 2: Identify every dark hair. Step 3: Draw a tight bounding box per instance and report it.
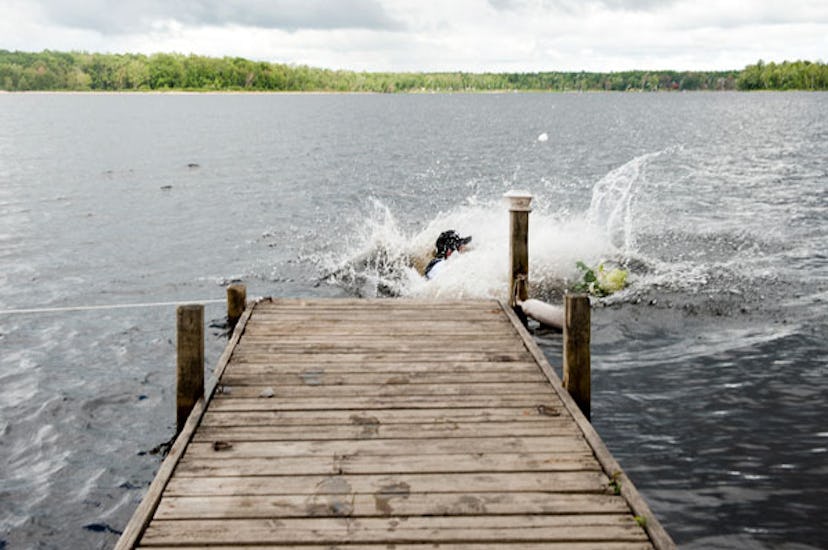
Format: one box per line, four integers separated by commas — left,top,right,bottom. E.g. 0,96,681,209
435,230,472,258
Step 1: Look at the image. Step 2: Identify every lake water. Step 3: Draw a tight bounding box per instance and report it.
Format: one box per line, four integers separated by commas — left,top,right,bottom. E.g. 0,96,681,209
0,91,826,549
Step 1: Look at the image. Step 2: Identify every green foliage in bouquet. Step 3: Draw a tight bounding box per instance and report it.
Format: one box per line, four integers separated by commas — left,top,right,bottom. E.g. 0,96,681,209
573,261,628,296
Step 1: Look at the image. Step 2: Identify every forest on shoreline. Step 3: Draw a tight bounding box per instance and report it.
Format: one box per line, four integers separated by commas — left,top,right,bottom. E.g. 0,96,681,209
1,50,826,93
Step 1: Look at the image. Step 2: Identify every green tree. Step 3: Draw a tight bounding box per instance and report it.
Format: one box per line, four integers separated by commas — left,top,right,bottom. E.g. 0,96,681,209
148,53,184,89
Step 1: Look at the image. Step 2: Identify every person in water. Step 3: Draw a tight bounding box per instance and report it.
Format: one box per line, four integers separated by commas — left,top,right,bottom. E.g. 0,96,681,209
425,230,472,280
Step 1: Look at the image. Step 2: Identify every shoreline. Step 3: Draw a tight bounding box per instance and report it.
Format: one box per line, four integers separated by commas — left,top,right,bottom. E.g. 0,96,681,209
1,89,812,95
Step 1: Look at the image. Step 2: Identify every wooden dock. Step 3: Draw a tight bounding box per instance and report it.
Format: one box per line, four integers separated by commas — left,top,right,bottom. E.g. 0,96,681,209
118,298,674,549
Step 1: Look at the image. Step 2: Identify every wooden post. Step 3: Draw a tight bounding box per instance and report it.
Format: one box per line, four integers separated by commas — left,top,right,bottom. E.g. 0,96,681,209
563,293,591,420
176,304,204,434
226,283,247,331
504,190,532,312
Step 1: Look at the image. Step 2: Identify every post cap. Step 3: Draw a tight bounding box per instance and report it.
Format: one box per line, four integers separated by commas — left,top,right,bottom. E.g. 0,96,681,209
503,190,533,212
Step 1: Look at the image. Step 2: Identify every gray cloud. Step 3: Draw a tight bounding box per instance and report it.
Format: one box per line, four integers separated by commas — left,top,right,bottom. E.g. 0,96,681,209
593,0,675,10
485,0,827,27
488,0,673,12
486,0,525,10
39,0,403,34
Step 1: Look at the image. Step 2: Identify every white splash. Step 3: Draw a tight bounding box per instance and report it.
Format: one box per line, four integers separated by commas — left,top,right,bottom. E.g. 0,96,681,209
324,151,671,301
324,200,619,301
586,148,671,255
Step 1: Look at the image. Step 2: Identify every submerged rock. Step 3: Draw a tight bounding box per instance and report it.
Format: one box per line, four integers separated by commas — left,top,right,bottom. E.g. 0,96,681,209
83,523,121,535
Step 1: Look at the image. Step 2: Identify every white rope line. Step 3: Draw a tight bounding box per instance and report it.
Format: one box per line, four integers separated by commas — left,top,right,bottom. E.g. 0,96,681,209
1,299,226,315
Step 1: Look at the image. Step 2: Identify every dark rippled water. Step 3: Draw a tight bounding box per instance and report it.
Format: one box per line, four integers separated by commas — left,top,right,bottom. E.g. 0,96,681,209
0,92,826,549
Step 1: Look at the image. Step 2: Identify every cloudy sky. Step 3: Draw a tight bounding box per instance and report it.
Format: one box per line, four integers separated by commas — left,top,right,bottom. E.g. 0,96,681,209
2,0,826,72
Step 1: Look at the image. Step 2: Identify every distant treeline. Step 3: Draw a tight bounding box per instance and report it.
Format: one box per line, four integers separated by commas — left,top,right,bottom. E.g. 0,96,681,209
1,50,826,93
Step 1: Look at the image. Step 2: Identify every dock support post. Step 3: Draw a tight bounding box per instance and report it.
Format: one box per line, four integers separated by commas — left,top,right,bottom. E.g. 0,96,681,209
226,283,247,331
563,293,591,420
504,190,533,322
176,304,204,434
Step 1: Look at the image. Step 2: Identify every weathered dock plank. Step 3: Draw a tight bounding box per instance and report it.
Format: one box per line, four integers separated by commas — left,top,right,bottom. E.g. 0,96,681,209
207,394,562,411
163,471,610,496
192,420,580,440
140,515,648,546
154,491,631,519
220,369,548,385
173,454,604,477
212,381,556,398
199,406,564,426
118,298,674,549
141,544,654,550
